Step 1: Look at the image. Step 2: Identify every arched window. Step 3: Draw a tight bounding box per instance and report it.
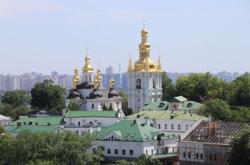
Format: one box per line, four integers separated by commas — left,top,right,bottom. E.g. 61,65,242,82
153,79,156,89
136,79,141,89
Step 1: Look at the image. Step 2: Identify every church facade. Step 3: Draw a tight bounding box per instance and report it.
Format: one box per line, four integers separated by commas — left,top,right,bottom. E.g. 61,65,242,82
128,27,163,113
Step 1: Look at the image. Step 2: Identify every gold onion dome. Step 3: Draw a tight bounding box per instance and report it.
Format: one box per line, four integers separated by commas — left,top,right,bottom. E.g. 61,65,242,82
72,67,81,89
94,69,102,89
82,51,94,73
129,26,162,73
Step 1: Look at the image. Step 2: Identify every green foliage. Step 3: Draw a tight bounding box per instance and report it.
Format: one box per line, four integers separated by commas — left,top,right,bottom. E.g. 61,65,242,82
67,101,80,111
0,132,102,165
0,104,32,120
109,103,113,111
1,90,31,107
112,155,162,165
230,106,250,123
119,92,132,116
199,99,232,121
26,160,55,165
228,127,250,165
162,72,175,101
0,125,5,134
175,73,229,102
230,73,250,107
31,80,65,113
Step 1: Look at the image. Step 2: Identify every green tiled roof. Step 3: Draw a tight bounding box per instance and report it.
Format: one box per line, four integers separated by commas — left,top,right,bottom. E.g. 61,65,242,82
95,120,177,142
64,111,118,118
11,116,63,126
6,125,62,134
141,101,169,111
128,111,207,121
140,100,202,112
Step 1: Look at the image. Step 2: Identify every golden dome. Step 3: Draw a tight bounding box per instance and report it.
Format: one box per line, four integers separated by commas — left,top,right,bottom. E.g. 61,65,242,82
93,69,102,89
82,52,94,73
128,27,162,73
72,67,81,89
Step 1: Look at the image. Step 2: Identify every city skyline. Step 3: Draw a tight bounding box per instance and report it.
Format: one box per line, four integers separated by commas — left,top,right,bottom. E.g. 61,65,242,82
0,0,250,74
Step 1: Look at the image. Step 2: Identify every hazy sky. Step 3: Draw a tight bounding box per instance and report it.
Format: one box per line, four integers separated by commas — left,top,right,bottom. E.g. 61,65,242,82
0,0,249,74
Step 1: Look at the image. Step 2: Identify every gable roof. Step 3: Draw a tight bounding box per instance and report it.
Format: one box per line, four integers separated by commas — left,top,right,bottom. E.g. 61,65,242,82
95,120,176,142
6,125,64,134
64,111,119,118
11,116,64,126
128,111,207,121
140,100,202,112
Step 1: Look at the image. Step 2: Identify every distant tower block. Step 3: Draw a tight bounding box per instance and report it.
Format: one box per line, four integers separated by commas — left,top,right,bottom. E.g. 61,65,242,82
127,26,163,113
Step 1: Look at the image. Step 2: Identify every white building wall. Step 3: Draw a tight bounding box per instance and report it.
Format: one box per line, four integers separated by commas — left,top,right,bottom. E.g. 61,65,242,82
128,72,162,113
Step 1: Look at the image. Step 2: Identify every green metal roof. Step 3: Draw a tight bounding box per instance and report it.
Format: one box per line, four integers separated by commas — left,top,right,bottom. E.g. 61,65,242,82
11,116,64,126
64,111,119,118
95,120,177,142
6,125,62,134
128,111,207,121
140,100,202,112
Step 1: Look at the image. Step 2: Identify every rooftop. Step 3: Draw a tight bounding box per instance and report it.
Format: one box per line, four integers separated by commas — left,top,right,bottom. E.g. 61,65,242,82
64,110,119,118
95,120,176,142
183,121,248,144
140,100,202,112
6,125,63,134
11,116,64,126
128,111,207,121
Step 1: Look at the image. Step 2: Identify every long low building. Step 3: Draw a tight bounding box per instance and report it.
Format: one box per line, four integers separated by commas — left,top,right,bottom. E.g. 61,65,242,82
128,110,208,139
90,119,179,163
63,110,125,135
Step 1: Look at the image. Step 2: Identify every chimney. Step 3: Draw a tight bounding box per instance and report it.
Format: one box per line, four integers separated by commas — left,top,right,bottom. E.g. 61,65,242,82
208,122,218,137
16,122,21,128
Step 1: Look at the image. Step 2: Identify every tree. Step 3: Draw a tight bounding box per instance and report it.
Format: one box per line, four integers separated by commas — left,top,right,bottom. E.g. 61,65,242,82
112,155,162,165
0,104,31,120
67,101,80,111
230,73,250,107
228,127,250,165
119,92,132,116
162,72,175,100
175,73,229,102
26,160,55,165
1,90,30,107
31,80,65,113
199,99,232,121
109,103,113,111
0,132,102,165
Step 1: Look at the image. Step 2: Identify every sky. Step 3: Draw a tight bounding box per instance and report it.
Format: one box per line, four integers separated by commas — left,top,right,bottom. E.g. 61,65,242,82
0,0,249,75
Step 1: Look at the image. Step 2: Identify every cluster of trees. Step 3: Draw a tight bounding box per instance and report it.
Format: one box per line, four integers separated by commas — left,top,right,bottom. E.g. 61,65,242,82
0,130,161,165
162,72,250,123
0,80,66,119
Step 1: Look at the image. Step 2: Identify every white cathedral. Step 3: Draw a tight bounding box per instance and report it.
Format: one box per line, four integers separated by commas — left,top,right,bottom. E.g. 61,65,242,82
127,27,163,113
68,26,162,114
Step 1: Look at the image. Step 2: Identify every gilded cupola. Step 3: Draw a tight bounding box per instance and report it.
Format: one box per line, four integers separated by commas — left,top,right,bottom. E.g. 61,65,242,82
72,67,81,89
82,51,94,73
128,26,162,73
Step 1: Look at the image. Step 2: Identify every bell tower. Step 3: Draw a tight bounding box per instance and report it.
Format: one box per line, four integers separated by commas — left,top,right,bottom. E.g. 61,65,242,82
127,26,163,113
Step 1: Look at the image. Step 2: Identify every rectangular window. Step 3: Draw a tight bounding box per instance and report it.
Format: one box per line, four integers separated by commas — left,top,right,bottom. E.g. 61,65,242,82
200,153,203,159
151,149,154,155
171,124,174,130
158,124,161,129
165,124,167,129
188,152,191,158
145,150,148,155
178,124,181,130
114,149,118,155
130,150,133,155
196,153,199,159
107,149,111,154
186,124,188,130
183,152,186,158
122,149,126,155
